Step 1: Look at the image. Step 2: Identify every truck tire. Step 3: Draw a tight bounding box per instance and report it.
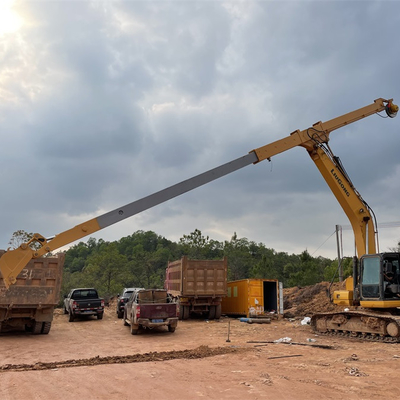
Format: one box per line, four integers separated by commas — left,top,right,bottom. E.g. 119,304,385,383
179,305,184,320
68,312,74,322
182,305,190,320
168,325,176,333
208,305,216,320
117,310,124,319
33,321,43,334
42,322,52,334
97,312,104,320
215,304,222,319
123,310,129,326
63,306,68,315
130,324,139,335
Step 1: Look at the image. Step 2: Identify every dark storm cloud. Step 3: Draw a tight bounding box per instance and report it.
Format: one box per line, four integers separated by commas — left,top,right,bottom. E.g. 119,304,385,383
0,0,399,257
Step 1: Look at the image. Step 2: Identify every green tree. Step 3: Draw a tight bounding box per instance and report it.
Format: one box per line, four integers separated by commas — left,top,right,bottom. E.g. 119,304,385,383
8,230,41,250
64,241,93,273
283,250,328,287
324,257,353,282
223,233,252,280
179,229,223,259
128,244,171,288
81,243,129,298
250,247,278,279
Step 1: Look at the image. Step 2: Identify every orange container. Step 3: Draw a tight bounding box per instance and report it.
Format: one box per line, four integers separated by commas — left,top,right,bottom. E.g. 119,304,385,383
221,279,281,318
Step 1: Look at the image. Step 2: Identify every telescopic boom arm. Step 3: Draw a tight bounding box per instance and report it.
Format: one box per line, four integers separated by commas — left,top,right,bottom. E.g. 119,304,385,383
0,98,397,287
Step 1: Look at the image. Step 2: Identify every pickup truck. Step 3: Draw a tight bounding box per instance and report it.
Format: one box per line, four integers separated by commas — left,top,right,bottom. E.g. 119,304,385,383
117,287,144,318
64,288,104,322
123,289,178,335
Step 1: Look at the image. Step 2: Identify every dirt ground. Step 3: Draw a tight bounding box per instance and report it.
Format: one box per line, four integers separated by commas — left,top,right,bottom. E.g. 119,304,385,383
0,286,398,400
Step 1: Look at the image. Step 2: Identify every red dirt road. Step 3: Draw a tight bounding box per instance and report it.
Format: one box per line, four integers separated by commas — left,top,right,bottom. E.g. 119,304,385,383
0,306,398,400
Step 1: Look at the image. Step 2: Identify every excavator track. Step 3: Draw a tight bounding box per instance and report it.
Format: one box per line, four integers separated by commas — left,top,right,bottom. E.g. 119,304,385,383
311,311,400,343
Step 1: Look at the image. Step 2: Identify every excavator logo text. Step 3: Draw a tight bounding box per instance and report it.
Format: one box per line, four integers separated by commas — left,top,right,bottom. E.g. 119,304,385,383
330,169,350,197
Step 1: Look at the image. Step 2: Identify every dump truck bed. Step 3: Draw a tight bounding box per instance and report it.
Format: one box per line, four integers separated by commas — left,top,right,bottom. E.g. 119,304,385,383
165,256,227,297
0,250,65,333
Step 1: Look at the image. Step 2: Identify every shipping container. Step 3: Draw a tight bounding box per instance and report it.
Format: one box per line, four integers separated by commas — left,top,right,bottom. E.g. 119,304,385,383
165,256,227,320
221,279,282,318
0,250,65,334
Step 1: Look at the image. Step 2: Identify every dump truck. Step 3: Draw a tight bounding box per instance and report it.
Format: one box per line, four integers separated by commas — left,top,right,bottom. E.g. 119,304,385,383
165,256,227,320
0,250,64,334
221,278,283,318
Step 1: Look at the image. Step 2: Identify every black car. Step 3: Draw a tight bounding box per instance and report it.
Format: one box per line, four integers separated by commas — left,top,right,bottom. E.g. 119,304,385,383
117,287,144,318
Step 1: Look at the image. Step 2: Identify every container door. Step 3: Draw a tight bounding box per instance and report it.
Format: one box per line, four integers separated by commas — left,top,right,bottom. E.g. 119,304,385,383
263,281,278,312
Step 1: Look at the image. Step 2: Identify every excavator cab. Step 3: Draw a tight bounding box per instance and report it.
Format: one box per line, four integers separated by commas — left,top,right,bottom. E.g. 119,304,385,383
359,253,400,302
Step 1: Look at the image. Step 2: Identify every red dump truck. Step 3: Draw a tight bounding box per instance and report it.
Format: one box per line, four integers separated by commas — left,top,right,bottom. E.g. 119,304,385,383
0,250,65,334
165,256,227,320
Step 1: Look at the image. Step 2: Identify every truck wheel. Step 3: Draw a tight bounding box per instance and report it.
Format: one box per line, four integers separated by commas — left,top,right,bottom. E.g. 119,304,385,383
123,310,129,326
130,324,139,335
97,312,104,320
68,312,74,322
182,305,190,320
208,305,216,320
168,325,176,333
179,305,184,320
33,321,43,334
63,306,68,315
42,322,52,334
117,310,123,319
215,304,222,319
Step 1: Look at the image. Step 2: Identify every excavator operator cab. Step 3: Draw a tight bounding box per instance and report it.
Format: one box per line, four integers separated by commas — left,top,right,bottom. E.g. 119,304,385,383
382,257,400,299
359,254,400,301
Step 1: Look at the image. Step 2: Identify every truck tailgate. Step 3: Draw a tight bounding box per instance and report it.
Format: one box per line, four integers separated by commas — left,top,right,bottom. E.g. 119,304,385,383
165,256,227,297
75,299,102,308
140,304,177,320
0,252,65,306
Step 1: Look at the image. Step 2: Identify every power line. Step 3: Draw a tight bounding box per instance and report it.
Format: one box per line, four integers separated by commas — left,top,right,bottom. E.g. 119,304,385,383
311,230,336,256
340,222,400,230
312,222,400,257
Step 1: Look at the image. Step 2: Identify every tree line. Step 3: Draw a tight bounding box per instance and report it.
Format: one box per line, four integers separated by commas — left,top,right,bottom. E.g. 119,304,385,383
8,230,400,301
58,229,354,300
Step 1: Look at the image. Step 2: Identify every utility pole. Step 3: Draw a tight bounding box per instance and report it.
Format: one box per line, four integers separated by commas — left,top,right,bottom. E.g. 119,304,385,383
336,225,343,282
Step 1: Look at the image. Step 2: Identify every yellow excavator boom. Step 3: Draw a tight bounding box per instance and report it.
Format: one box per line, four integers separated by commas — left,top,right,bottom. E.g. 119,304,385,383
0,98,397,288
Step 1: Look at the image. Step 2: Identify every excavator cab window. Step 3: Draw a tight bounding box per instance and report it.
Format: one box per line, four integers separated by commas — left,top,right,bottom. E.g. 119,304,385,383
360,256,380,299
382,256,400,299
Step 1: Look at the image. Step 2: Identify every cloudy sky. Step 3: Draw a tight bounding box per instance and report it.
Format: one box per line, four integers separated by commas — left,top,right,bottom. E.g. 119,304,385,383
1,0,399,259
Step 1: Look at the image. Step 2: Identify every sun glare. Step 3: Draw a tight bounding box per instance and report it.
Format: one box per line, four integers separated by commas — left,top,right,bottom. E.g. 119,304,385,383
0,0,23,35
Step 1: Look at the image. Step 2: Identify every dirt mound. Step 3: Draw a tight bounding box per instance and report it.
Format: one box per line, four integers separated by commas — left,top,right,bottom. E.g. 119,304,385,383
283,281,346,318
0,346,244,373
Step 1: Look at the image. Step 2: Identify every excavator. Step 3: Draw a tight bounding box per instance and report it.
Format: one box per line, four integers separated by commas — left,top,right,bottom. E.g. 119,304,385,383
0,97,399,341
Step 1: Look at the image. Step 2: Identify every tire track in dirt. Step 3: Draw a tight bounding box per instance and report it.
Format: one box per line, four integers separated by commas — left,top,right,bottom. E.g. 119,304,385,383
0,345,246,373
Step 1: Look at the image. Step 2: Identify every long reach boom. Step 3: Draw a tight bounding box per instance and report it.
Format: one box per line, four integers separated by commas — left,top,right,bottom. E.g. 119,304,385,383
0,98,397,288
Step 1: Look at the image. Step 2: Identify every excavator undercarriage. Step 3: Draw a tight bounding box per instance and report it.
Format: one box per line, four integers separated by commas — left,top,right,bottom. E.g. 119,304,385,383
311,310,400,343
